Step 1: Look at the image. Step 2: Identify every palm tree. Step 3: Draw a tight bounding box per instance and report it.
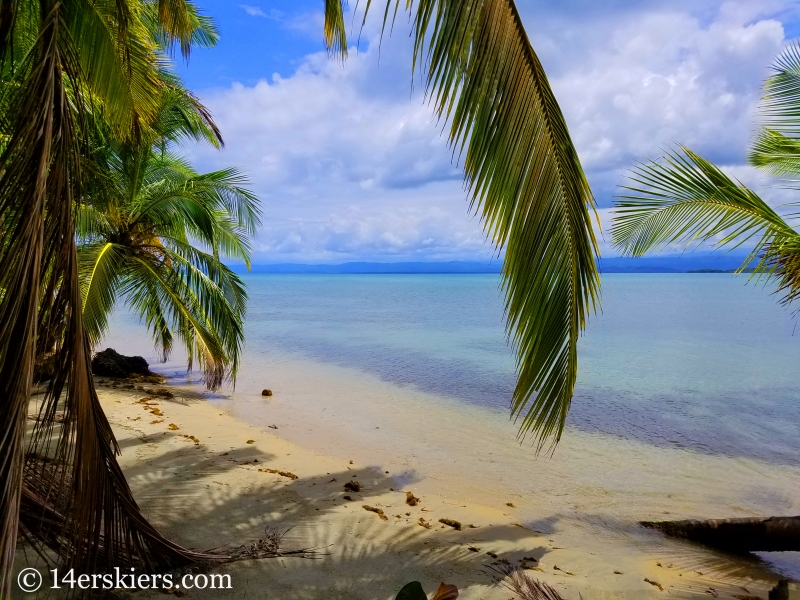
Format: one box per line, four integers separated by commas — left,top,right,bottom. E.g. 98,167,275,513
0,0,223,593
611,44,800,553
80,88,260,390
326,0,601,452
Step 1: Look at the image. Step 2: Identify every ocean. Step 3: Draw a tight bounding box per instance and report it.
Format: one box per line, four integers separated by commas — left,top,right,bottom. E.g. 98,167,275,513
105,273,800,577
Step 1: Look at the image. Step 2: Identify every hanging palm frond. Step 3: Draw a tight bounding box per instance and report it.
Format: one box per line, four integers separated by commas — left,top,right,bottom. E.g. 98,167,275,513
349,0,600,449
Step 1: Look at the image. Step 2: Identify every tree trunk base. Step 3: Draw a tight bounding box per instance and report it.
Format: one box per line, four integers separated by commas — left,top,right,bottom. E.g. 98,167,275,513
641,516,800,553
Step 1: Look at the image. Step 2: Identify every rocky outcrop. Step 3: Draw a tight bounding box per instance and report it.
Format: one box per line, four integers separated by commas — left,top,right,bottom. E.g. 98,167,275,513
91,348,152,378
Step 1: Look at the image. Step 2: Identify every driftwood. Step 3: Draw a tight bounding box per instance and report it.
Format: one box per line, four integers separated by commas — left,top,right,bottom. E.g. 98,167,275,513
641,516,800,553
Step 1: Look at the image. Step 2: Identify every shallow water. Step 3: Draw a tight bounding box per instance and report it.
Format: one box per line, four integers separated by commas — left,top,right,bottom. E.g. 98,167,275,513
105,273,800,579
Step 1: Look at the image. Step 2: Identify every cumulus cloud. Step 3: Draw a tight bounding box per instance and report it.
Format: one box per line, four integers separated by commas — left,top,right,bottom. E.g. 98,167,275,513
189,1,800,263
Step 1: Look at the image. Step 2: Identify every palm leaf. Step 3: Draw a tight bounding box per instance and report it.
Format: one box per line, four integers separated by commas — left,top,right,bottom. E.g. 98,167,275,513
356,0,600,449
612,146,800,305
324,0,347,60
749,128,800,178
759,41,800,139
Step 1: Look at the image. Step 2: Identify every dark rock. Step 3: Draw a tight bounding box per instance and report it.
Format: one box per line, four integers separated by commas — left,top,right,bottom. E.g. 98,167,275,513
91,348,152,378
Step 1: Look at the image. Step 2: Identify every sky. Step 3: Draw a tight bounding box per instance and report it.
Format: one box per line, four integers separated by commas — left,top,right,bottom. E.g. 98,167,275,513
172,0,800,264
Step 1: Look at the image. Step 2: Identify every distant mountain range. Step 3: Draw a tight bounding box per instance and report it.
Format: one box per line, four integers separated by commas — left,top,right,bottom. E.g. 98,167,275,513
232,254,753,274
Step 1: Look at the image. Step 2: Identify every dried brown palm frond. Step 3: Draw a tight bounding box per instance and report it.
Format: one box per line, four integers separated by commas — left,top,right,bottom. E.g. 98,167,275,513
489,565,567,600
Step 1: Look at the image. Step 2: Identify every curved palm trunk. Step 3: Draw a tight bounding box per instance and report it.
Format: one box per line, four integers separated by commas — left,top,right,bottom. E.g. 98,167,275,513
642,516,800,553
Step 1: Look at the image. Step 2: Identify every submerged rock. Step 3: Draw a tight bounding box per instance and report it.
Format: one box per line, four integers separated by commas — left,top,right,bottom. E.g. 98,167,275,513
91,348,152,378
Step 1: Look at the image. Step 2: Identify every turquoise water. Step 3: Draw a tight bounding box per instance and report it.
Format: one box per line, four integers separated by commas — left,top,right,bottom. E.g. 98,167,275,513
109,273,800,466
233,273,800,466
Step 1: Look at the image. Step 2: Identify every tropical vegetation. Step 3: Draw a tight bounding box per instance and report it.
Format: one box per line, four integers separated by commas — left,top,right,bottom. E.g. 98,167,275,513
79,85,260,390
0,0,599,595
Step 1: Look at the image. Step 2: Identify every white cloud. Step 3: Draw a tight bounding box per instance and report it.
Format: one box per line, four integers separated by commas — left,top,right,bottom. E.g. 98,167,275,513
240,5,267,18
190,1,800,263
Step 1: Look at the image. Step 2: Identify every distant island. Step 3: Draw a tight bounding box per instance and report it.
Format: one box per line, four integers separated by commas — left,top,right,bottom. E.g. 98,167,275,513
231,255,753,275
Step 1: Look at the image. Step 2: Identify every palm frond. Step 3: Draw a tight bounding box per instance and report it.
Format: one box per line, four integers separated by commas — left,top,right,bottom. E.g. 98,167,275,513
78,242,127,346
612,146,800,308
749,128,800,178
612,146,795,257
324,0,347,60
760,41,800,139
124,256,230,388
365,0,600,449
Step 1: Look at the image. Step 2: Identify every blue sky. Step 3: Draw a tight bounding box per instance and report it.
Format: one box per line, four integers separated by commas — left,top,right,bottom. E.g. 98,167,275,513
173,1,800,263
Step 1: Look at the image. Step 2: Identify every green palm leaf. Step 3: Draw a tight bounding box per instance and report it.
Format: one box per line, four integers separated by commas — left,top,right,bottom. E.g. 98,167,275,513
611,146,800,304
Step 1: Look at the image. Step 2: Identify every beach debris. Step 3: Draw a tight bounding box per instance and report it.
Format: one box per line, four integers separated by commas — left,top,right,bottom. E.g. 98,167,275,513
344,480,362,492
467,546,480,552
343,495,353,501
151,419,163,424
268,425,278,429
246,439,255,444
131,416,141,421
230,527,285,560
733,596,764,600
486,551,497,558
405,512,410,516
261,389,273,397
363,505,388,521
506,502,516,508
644,578,664,591
706,588,719,598
553,565,574,576
405,492,421,506
614,571,623,575
153,388,173,398
439,518,462,531
418,518,432,529
349,460,353,464
181,434,200,445
328,478,337,482
168,423,179,430
259,468,298,480
150,408,163,416
490,565,566,600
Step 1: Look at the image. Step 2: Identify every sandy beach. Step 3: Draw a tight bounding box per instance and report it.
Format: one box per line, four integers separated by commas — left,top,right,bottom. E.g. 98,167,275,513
85,376,795,600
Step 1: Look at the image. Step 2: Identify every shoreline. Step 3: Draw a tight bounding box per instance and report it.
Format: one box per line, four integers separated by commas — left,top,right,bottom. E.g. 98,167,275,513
87,377,791,599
